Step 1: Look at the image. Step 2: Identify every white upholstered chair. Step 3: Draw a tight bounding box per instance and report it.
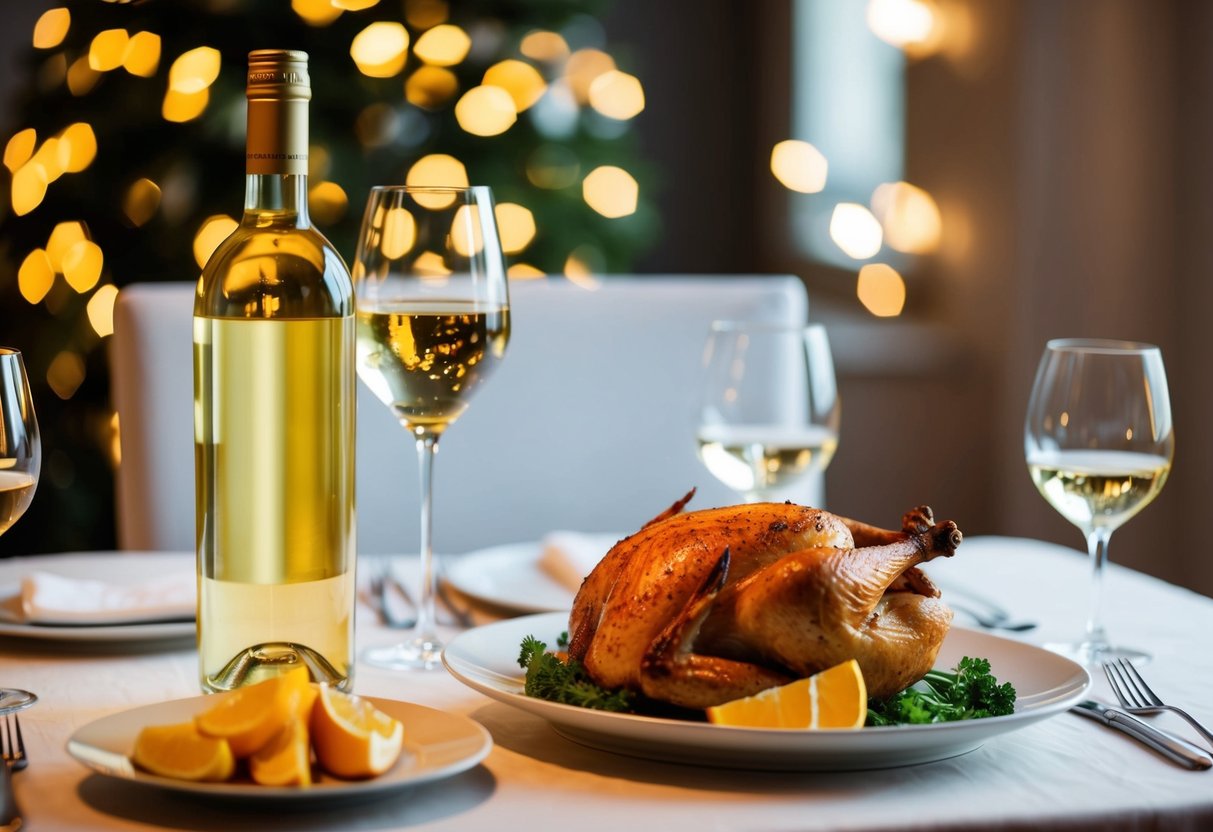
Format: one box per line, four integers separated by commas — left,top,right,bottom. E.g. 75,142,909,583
110,275,816,555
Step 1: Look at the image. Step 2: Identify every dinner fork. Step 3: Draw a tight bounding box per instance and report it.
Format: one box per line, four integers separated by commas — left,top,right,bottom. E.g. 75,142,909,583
1104,658,1213,749
0,713,26,831
368,564,418,630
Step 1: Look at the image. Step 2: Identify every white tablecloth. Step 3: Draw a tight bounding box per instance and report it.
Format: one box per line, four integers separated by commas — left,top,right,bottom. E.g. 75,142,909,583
1,536,1210,831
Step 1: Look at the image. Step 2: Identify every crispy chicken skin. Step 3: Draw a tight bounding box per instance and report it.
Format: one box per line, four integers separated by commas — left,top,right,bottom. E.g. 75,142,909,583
567,494,962,708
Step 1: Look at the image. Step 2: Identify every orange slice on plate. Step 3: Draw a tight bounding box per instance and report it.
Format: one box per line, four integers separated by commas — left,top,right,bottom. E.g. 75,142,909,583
194,666,311,757
249,716,313,786
310,685,404,779
131,721,235,781
706,659,867,729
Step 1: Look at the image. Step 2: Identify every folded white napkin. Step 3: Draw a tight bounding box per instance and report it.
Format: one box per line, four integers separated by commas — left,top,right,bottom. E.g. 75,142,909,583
18,570,195,625
538,531,624,592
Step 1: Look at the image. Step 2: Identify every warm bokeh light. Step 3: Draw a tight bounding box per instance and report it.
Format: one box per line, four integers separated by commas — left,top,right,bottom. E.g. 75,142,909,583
292,0,343,26
123,177,161,227
526,144,580,189
17,249,55,305
588,70,645,120
308,181,349,225
565,49,616,104
870,181,942,254
829,203,883,259
405,66,459,110
162,88,209,123
413,24,471,67
11,163,48,216
856,263,907,317
67,57,100,96
483,60,546,112
405,0,449,30
450,204,485,257
582,166,638,218
520,30,569,63
454,85,517,136
168,46,220,93
33,8,70,50
87,284,120,337
405,154,469,208
866,0,943,57
770,139,828,194
495,202,536,254
32,137,64,182
62,240,103,293
350,21,409,78
47,221,87,271
508,262,545,279
414,250,451,276
122,31,161,77
47,350,85,400
381,207,417,259
59,122,97,172
88,28,129,72
333,0,380,9
563,246,602,288
4,129,36,173
193,215,238,268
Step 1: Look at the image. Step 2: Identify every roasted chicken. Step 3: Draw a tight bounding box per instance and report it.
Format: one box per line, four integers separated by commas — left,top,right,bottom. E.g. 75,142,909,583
567,493,962,709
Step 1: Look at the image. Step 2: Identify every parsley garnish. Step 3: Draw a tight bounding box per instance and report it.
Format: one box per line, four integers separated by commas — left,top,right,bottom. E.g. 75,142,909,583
517,635,634,712
866,656,1017,726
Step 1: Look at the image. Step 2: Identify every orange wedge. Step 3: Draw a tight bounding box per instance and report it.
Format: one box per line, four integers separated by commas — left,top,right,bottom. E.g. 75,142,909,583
705,659,867,729
249,716,314,786
310,685,404,779
131,721,236,782
195,666,312,757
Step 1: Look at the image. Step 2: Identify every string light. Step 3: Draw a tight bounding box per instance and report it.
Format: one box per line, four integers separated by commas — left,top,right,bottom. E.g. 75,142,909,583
58,123,97,173
829,203,883,259
122,31,161,77
4,129,37,173
46,222,87,271
17,249,55,305
588,71,644,120
62,240,103,293
88,29,129,72
856,263,906,317
168,47,220,94
770,140,828,193
350,21,409,78
454,86,517,137
32,8,70,50
11,163,48,216
483,60,546,112
413,24,470,67
582,166,638,218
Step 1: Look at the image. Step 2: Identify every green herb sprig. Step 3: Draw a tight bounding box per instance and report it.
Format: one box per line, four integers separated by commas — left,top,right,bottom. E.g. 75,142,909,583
866,656,1016,726
517,634,634,713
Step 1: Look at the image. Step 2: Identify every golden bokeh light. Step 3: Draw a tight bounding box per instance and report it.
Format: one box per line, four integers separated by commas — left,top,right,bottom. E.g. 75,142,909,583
4,129,36,173
405,155,468,208
350,21,409,78
856,263,907,317
87,284,120,337
588,70,645,120
770,139,828,194
33,8,70,50
454,85,517,137
829,202,883,259
413,24,471,67
405,66,459,110
414,251,451,276
32,137,64,182
332,0,380,9
495,203,536,254
308,181,349,225
88,28,129,72
450,204,485,257
58,122,97,173
520,30,569,63
62,240,104,293
123,177,161,227
18,249,55,305
870,181,942,254
292,0,343,26
866,0,943,57
67,57,101,96
508,262,545,279
193,215,238,268
122,31,161,77
47,221,87,271
483,60,547,112
582,166,639,218
162,88,209,123
47,350,85,400
381,207,417,259
563,246,602,289
11,163,48,216
168,46,221,93
565,49,616,104
406,0,449,29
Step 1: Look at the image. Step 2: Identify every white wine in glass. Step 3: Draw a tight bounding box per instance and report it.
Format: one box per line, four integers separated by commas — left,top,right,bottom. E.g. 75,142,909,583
697,323,839,503
353,185,510,669
0,349,39,538
1024,338,1174,665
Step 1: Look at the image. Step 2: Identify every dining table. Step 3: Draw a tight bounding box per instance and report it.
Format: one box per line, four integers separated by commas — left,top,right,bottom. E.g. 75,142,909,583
0,534,1210,832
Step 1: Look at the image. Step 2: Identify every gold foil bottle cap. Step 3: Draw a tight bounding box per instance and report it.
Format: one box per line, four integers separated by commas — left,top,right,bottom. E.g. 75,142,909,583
246,49,310,100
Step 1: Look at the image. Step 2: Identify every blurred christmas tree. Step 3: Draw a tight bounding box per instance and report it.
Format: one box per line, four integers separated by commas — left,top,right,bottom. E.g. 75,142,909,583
0,0,655,555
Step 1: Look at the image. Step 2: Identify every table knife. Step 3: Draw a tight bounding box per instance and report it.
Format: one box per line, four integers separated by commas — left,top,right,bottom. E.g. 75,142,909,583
1071,700,1212,770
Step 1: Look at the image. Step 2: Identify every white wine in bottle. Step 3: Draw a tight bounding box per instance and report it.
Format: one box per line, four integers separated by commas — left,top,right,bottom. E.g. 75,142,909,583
194,50,356,693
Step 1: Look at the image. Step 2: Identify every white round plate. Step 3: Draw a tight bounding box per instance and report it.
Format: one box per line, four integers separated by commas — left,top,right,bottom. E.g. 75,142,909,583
443,542,573,614
443,612,1091,771
67,696,491,804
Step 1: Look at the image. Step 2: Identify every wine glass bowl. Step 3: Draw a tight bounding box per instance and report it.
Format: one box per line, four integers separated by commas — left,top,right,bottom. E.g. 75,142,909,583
697,322,839,504
352,185,509,669
0,349,39,538
1024,338,1174,665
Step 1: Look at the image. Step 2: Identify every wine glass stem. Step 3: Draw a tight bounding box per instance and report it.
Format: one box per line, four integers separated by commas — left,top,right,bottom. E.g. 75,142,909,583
414,433,439,645
1084,526,1112,651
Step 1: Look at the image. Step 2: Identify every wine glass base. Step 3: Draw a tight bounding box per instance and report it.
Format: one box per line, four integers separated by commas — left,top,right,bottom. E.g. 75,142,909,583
362,636,444,671
1043,641,1150,667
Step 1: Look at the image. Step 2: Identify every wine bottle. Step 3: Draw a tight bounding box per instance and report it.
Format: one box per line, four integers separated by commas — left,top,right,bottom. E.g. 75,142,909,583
194,50,356,693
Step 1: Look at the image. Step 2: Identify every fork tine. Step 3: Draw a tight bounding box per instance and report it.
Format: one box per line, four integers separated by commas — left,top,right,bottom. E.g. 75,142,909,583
0,715,9,761
12,715,23,763
1117,658,1165,707
1102,661,1132,708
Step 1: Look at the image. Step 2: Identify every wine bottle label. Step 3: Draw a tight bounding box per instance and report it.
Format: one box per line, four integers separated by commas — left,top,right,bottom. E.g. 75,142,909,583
246,50,310,176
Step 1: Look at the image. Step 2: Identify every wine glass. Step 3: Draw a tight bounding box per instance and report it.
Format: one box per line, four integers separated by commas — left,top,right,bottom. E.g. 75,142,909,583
0,348,39,538
352,185,510,669
697,322,840,503
1024,338,1174,665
